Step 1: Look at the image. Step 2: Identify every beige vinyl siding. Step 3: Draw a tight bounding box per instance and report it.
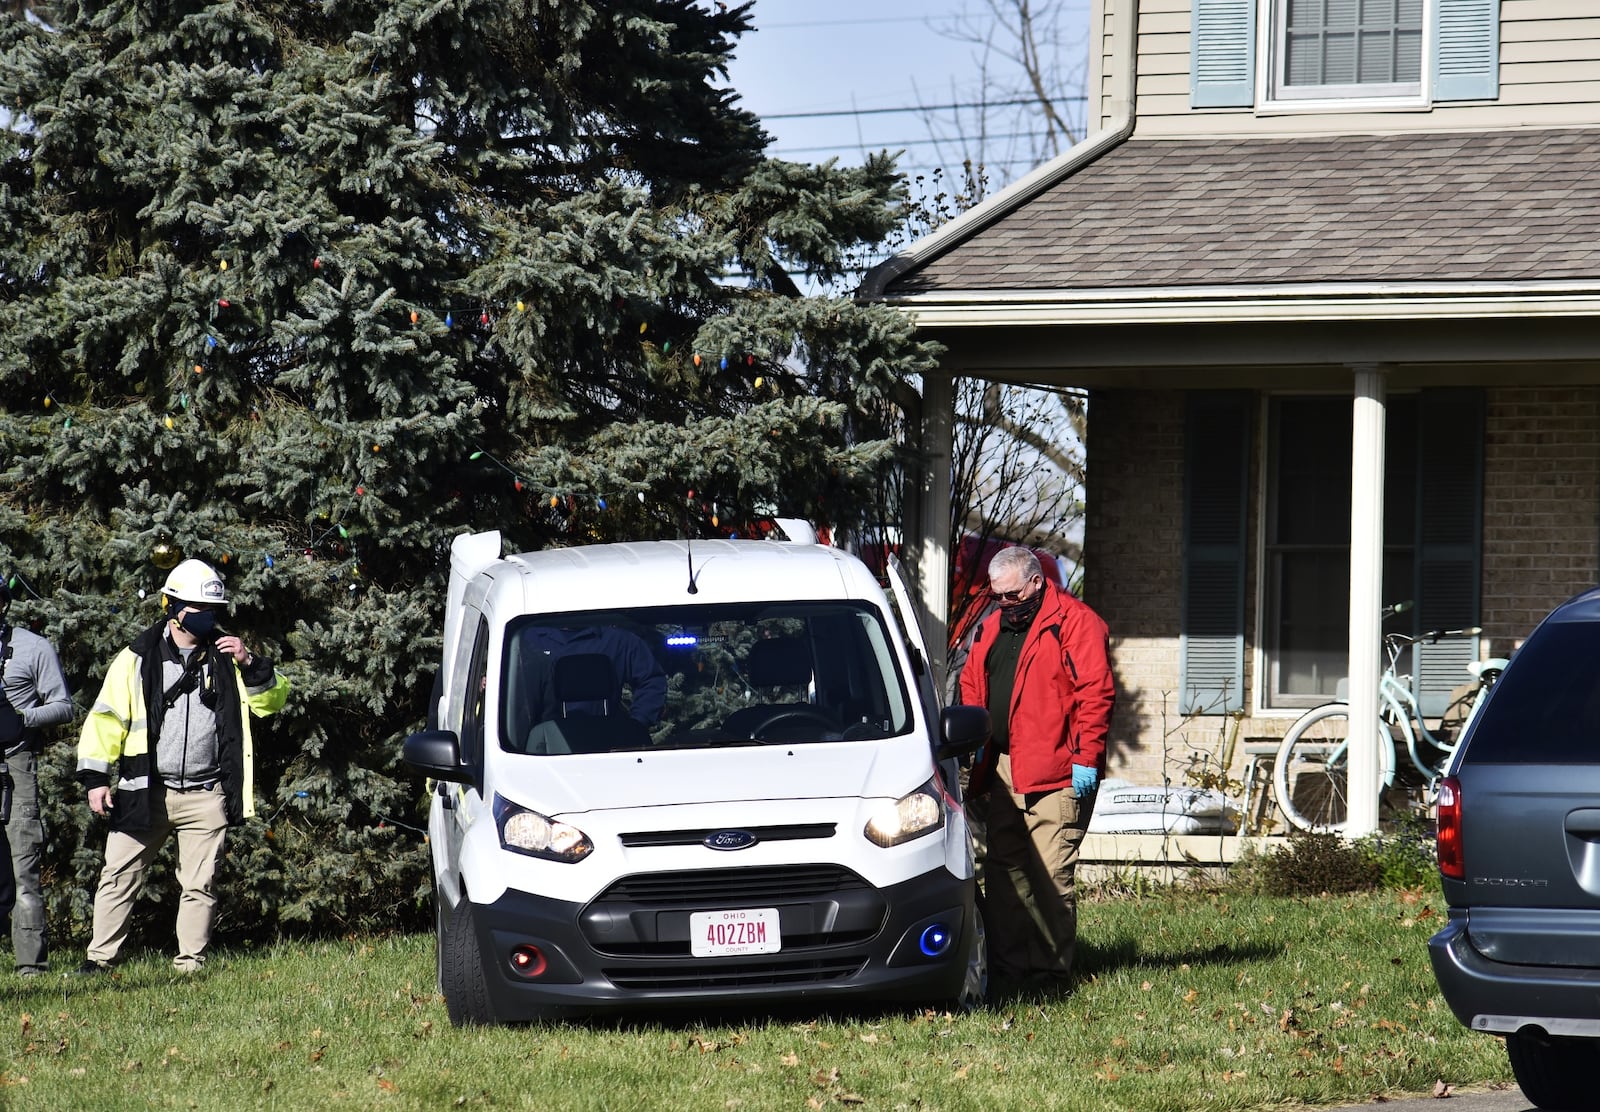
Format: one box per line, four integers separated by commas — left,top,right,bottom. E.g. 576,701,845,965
1095,0,1125,133
1124,0,1600,138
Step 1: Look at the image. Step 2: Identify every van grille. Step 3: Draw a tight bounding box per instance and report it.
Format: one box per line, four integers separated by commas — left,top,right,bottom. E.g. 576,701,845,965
618,824,837,848
595,864,869,905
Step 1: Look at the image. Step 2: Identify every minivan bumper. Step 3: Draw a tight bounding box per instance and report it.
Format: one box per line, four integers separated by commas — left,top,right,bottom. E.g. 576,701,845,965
465,865,975,1020
1429,910,1600,1039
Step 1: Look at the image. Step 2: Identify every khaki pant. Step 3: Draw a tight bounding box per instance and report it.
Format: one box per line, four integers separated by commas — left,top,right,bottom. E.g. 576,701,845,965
87,786,228,971
981,753,1093,981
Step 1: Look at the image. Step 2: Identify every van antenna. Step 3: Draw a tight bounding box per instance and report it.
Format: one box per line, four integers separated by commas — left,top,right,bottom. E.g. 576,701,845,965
686,536,699,594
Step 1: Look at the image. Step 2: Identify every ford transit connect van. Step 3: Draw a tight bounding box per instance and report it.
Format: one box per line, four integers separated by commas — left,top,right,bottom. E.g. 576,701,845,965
403,526,990,1024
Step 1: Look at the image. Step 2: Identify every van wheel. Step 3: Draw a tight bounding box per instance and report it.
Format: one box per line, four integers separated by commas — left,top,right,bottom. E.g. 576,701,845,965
441,899,497,1027
1507,1031,1600,1110
955,903,988,1010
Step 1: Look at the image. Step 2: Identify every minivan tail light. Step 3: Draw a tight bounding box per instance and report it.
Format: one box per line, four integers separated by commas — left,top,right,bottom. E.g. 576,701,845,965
1436,776,1464,880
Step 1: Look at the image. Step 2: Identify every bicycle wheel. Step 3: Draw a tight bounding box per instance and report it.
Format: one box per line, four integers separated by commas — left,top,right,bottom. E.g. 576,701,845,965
1273,705,1389,834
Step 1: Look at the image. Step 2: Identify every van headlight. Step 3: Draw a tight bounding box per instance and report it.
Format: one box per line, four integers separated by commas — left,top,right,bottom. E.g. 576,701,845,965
493,794,594,863
864,780,945,848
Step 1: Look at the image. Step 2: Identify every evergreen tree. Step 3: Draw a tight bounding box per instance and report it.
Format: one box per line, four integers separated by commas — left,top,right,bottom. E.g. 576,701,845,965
0,0,936,942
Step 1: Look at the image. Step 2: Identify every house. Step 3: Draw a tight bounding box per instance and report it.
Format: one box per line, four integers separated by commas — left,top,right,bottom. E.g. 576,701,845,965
862,0,1600,833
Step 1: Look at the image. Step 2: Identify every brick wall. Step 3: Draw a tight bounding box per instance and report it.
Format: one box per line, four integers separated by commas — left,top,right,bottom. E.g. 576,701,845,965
1481,386,1600,653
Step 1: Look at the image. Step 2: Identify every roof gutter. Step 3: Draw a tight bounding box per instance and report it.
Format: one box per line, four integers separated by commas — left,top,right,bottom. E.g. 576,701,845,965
883,280,1600,327
858,0,1139,301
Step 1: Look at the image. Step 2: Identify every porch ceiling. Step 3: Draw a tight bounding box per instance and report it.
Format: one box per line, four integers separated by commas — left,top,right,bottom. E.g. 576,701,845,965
923,316,1600,390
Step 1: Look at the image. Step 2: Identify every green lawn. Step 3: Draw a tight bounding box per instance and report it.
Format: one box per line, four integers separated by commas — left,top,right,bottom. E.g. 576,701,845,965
0,887,1512,1111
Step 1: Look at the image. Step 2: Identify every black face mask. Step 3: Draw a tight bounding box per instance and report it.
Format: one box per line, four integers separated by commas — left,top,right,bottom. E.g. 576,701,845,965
177,608,220,642
1002,591,1044,629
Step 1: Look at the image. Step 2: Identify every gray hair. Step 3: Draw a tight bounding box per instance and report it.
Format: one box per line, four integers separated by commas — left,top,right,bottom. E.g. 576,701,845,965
989,546,1042,583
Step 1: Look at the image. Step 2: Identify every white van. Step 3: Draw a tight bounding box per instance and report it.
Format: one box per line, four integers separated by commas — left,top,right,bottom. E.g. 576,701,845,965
403,526,990,1024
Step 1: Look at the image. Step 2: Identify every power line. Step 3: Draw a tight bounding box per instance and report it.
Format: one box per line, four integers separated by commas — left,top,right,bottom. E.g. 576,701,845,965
763,95,1086,120
772,131,1062,156
758,15,951,29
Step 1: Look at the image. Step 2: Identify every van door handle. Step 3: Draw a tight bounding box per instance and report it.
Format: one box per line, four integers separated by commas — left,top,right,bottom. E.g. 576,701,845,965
1565,809,1600,836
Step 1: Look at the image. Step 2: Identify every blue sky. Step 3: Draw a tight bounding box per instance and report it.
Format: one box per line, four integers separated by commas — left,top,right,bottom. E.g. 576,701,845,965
723,0,1093,186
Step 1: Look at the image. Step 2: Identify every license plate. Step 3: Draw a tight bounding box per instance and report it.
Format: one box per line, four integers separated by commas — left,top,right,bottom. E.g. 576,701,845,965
690,907,781,957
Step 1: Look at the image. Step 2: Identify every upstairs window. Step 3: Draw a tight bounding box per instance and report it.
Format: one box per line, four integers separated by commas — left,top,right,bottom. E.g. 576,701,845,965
1191,0,1499,109
1274,0,1424,101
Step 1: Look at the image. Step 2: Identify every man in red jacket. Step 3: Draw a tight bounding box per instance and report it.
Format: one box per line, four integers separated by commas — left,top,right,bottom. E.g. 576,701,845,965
959,546,1115,988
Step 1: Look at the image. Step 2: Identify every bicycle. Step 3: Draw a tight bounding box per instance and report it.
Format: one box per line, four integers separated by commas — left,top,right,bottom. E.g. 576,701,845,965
1272,603,1508,834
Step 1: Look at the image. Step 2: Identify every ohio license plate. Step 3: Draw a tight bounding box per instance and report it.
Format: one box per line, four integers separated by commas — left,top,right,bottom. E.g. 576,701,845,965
690,907,781,957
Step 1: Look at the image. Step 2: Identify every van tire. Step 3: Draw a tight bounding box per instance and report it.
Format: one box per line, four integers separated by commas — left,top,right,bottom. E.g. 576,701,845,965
955,903,989,1010
441,899,496,1026
1507,1031,1599,1111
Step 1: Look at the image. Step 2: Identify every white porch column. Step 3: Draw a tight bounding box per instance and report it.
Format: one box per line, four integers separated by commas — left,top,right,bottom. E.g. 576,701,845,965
917,370,954,690
1346,365,1388,837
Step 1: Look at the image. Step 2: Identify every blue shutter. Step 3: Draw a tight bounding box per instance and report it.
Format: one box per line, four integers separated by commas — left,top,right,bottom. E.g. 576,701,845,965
1413,389,1484,717
1434,0,1499,102
1180,393,1252,714
1192,0,1257,108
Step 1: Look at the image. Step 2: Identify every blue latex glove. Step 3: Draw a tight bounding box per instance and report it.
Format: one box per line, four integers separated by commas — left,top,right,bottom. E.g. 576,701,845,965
1071,764,1099,797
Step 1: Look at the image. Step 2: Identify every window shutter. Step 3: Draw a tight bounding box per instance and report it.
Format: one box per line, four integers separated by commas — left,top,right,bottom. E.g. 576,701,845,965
1180,392,1251,714
1433,0,1499,102
1413,388,1484,717
1192,0,1257,108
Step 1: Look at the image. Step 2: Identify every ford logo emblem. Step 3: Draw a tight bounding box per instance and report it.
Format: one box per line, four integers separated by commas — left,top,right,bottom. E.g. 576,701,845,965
705,829,758,851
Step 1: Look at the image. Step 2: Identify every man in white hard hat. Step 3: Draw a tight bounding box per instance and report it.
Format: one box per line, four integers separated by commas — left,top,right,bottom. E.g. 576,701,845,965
75,558,289,974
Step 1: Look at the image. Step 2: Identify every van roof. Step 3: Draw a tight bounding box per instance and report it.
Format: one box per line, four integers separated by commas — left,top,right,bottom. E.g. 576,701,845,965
483,539,891,614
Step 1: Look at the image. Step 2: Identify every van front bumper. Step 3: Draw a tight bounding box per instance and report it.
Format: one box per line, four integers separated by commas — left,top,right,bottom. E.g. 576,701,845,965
463,863,975,1019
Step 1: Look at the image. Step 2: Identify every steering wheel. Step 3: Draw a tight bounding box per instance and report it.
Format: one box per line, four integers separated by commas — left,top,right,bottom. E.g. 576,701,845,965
749,708,836,740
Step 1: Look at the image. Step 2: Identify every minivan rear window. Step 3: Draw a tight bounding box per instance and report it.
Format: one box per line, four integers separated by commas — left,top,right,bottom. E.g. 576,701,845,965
498,601,914,754
1461,622,1600,764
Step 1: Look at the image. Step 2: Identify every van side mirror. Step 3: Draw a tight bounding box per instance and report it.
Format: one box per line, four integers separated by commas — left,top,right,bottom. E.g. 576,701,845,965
402,729,472,783
936,705,990,761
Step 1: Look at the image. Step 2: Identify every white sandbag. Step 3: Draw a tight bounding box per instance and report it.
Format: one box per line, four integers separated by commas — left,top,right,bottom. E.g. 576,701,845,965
1094,783,1240,820
1088,809,1239,835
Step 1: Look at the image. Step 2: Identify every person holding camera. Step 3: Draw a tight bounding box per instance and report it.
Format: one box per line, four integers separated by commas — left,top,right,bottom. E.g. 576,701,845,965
0,580,74,975
75,558,289,974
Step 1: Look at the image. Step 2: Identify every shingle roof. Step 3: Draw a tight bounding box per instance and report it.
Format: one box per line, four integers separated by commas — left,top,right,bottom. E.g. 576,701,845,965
883,129,1600,295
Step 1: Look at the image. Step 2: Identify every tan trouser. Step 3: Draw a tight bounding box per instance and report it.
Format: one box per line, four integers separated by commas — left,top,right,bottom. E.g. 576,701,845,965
87,786,228,970
981,753,1093,981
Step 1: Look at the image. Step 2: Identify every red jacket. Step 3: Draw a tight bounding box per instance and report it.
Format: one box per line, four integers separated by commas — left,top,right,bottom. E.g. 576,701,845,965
958,582,1115,794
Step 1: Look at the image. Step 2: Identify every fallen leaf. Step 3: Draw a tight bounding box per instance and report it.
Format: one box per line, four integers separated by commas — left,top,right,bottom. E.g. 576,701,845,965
377,1078,397,1092
859,1033,878,1045
780,1052,799,1067
839,1094,865,1105
953,1065,970,1080
19,1015,31,1036
1433,1079,1454,1098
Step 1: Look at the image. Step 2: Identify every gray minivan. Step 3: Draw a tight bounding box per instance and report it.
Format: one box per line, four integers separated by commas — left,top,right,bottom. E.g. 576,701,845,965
1429,586,1600,1110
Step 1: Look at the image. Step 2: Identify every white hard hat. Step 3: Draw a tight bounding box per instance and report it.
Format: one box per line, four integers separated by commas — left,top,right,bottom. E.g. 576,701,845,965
161,558,227,606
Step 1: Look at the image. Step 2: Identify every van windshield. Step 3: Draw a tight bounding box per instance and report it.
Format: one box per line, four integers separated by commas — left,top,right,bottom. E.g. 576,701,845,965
499,601,915,754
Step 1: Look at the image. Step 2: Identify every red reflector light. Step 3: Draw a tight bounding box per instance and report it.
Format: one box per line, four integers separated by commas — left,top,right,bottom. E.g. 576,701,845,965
1436,776,1464,880
509,944,548,979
